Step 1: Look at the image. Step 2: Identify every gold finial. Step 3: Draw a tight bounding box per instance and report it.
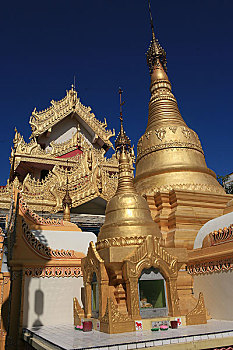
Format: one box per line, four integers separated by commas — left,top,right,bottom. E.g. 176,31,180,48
62,160,72,221
146,0,167,74
115,88,131,154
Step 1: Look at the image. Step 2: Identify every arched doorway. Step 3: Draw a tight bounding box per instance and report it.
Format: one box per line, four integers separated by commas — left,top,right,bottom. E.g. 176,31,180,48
91,272,99,318
138,268,168,318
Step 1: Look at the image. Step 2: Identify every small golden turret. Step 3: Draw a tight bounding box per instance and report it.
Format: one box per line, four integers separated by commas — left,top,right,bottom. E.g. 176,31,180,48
62,167,72,222
134,3,224,195
97,89,161,250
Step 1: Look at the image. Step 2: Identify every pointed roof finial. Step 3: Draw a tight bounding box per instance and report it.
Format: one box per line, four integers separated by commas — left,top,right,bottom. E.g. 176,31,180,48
62,160,72,221
115,88,131,153
148,0,155,38
146,0,167,74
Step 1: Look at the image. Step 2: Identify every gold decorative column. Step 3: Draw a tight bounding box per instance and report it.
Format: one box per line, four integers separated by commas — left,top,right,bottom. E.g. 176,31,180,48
62,170,72,222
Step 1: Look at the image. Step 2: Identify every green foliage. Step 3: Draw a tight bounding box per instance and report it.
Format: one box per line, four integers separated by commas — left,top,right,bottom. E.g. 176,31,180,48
217,175,233,194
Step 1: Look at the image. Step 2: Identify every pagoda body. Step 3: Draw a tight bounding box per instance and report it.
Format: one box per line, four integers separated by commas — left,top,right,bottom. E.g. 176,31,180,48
134,22,231,250
81,101,207,334
0,86,118,231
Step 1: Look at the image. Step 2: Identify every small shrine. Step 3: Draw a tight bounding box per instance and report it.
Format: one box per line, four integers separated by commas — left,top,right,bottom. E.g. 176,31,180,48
81,91,206,334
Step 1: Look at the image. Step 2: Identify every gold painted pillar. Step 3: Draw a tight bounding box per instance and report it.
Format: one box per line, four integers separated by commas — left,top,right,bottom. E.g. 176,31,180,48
84,282,92,318
99,281,109,318
125,278,141,320
6,269,24,350
166,277,180,317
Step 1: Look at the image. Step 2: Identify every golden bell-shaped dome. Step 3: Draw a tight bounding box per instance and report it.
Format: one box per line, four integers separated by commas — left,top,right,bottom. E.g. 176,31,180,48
134,32,225,196
97,147,161,248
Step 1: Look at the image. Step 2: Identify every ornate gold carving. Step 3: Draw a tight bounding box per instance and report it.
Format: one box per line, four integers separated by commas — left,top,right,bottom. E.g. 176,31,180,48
19,196,62,226
96,236,145,250
73,297,84,325
123,235,180,317
188,258,233,275
82,242,109,318
136,141,204,162
124,236,178,278
100,297,135,333
186,292,207,325
12,128,92,160
22,219,81,259
169,126,177,133
2,147,119,213
210,224,233,246
140,183,225,196
100,297,131,323
29,87,115,148
182,127,191,138
155,128,166,141
25,266,82,278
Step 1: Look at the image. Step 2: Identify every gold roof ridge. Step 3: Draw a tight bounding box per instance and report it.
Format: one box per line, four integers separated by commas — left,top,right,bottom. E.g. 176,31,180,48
29,86,115,148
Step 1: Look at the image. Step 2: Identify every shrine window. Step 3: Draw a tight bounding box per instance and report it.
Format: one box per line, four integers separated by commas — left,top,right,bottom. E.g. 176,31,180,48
138,268,168,318
91,272,99,318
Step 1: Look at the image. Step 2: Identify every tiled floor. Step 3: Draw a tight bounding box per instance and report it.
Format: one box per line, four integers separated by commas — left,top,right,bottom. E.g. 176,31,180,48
23,319,233,350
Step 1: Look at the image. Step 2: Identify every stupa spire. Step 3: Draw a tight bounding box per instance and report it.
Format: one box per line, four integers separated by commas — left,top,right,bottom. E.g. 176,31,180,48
115,88,136,195
146,0,167,75
97,88,161,246
134,3,224,196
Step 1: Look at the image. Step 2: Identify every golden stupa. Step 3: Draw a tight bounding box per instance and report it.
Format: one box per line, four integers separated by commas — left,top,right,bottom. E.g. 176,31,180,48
134,24,224,196
98,122,161,248
97,91,161,259
81,91,205,334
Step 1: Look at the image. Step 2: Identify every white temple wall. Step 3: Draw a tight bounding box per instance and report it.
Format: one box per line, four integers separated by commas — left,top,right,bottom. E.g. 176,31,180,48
23,276,84,328
193,270,233,320
38,115,93,149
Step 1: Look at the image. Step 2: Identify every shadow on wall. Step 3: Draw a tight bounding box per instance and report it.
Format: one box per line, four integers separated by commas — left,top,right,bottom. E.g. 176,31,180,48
1,214,49,349
32,287,44,330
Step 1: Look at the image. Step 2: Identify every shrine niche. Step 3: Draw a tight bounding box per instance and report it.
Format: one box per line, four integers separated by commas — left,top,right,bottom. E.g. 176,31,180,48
81,242,109,319
122,235,180,320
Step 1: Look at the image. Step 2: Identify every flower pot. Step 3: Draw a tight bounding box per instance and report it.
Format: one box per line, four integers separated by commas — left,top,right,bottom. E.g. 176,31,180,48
170,320,178,329
83,321,92,332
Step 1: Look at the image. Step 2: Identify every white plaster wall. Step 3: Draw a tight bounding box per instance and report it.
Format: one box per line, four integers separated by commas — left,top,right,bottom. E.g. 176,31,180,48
32,230,97,255
193,270,233,320
193,212,233,249
38,115,93,149
23,276,83,328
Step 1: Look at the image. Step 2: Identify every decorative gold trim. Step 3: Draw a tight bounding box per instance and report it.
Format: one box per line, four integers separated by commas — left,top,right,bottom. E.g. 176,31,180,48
210,225,233,246
123,236,180,318
188,258,233,275
186,292,207,325
96,236,146,250
22,219,82,260
29,87,115,147
73,297,84,325
19,195,63,226
100,297,135,334
12,128,92,160
1,147,119,213
141,183,225,196
137,141,204,163
25,266,82,278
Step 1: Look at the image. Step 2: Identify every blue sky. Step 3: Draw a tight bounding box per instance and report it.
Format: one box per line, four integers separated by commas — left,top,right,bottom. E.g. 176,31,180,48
0,0,232,184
